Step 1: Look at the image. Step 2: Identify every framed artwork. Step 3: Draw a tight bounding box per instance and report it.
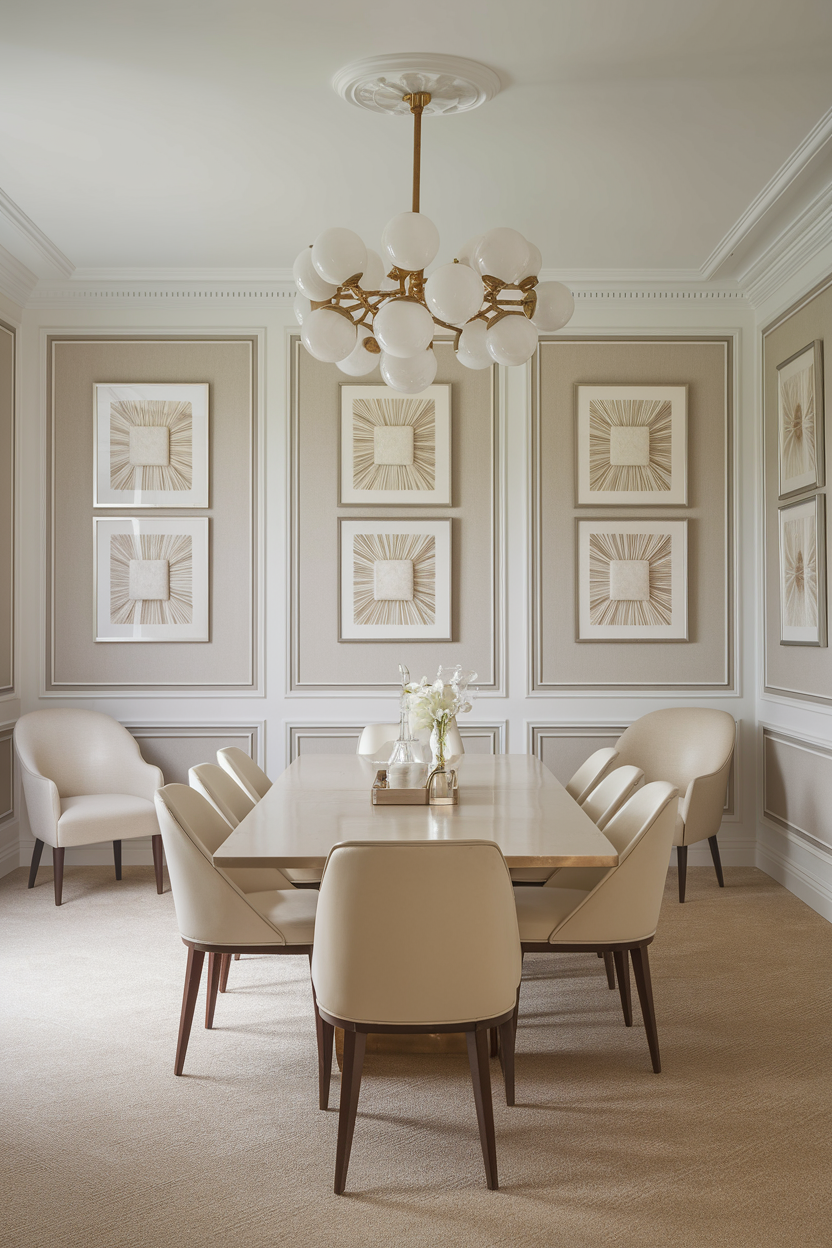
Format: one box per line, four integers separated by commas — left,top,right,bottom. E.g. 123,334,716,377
340,384,451,505
94,383,209,507
777,340,824,498
577,519,688,640
576,384,687,505
778,494,826,647
94,518,209,642
339,518,451,641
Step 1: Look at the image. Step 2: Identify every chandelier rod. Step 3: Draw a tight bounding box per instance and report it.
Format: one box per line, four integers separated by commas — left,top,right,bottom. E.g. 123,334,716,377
404,92,431,215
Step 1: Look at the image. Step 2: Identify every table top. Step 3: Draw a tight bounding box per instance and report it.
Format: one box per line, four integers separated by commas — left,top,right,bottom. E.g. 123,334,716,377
213,754,619,870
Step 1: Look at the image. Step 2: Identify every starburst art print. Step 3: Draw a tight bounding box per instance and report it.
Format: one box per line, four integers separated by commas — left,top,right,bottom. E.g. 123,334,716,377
340,519,451,639
340,385,451,504
577,385,687,505
777,341,824,498
95,518,209,641
578,519,688,639
94,383,209,507
778,495,826,646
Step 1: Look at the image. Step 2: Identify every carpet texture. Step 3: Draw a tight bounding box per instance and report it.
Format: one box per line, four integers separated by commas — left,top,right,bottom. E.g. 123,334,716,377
1,864,830,1247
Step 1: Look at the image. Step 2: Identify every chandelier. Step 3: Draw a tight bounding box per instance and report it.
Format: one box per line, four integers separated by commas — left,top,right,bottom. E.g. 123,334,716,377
293,55,575,393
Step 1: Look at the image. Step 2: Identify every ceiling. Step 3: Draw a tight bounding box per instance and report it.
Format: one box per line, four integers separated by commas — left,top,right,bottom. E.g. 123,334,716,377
1,0,831,279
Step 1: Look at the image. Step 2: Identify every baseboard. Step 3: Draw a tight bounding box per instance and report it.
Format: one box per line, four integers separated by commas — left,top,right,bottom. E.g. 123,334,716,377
0,821,19,878
681,830,756,868
18,834,158,869
756,824,832,923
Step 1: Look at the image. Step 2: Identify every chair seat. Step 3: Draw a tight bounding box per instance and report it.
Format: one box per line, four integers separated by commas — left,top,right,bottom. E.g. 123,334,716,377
544,865,609,891
513,885,590,942
674,801,685,846
245,888,318,945
224,867,295,893
282,868,323,885
509,867,552,883
57,794,159,847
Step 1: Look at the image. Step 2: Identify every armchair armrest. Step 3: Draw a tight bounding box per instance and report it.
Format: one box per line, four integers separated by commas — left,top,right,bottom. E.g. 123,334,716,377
17,758,61,848
679,755,733,846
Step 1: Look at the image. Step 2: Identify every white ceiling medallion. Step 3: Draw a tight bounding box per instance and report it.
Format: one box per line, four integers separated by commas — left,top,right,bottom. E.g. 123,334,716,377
332,53,502,116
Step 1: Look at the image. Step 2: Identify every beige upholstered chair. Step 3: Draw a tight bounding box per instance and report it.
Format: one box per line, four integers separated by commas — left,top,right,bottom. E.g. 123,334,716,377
565,746,620,803
514,781,679,1073
14,709,164,906
188,763,294,893
312,840,522,1192
216,747,271,802
613,709,736,902
154,784,317,1075
356,719,465,760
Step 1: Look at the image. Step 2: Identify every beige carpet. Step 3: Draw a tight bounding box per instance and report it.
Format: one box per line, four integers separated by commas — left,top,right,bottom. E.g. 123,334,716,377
1,864,830,1248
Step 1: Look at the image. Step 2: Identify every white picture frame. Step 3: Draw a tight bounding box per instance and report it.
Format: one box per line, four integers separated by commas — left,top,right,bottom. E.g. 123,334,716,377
340,384,451,505
576,384,687,506
777,340,824,499
778,494,827,647
94,517,209,642
339,518,452,641
577,518,688,640
94,383,209,507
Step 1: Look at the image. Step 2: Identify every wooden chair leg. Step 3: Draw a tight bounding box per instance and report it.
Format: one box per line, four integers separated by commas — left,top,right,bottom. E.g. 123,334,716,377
313,998,334,1110
113,840,122,881
603,950,616,989
677,845,688,903
219,953,232,994
631,946,661,1073
334,1030,367,1194
233,953,241,960
613,949,632,1026
466,1028,499,1190
498,1019,516,1106
151,834,164,894
708,834,725,888
175,947,205,1075
489,1027,499,1057
205,952,223,1029
52,847,65,906
28,839,44,889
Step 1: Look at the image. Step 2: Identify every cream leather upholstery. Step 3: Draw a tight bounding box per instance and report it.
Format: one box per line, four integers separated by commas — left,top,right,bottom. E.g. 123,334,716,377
14,709,163,850
216,747,272,802
613,709,735,848
514,782,679,945
312,840,521,1028
565,747,619,804
544,765,645,892
356,719,464,760
154,784,317,947
188,763,294,893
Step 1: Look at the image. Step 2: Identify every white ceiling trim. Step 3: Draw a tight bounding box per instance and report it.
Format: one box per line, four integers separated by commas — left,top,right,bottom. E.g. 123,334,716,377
0,187,74,279
741,185,832,308
0,242,37,308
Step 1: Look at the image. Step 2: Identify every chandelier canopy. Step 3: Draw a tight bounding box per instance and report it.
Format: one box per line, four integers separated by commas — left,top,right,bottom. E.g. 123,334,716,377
294,55,575,393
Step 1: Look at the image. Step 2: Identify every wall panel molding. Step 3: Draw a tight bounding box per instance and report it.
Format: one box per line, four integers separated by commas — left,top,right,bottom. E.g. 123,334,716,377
286,721,505,766
0,722,14,824
761,725,832,854
0,319,14,695
124,721,263,785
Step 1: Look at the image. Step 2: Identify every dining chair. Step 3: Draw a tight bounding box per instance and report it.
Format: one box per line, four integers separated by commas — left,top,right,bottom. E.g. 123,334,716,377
565,746,619,803
188,763,294,893
154,784,318,1075
514,781,679,1073
14,708,165,906
311,840,522,1193
216,746,272,802
612,708,736,902
356,719,465,759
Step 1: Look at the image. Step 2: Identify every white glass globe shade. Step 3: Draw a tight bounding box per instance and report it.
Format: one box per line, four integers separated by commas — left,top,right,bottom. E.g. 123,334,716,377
300,308,357,363
531,281,575,332
294,293,311,326
380,349,438,394
517,240,542,282
381,212,440,272
336,326,380,377
311,228,367,286
425,263,484,325
373,298,435,358
456,234,484,268
293,248,338,302
474,228,531,284
357,248,386,291
455,319,491,370
486,315,538,366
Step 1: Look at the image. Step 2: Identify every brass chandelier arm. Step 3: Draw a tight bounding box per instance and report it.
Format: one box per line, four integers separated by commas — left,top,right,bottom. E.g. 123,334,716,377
404,91,431,214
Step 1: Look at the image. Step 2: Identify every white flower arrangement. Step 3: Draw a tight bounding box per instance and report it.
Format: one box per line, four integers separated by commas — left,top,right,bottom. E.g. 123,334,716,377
405,665,477,766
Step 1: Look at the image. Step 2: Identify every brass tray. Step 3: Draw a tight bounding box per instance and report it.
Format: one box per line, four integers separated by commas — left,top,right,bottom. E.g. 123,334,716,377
371,768,459,806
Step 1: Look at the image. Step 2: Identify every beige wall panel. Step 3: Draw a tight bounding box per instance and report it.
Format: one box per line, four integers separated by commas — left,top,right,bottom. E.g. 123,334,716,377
764,728,832,853
533,338,732,690
0,725,13,822
125,724,260,786
763,278,832,702
291,339,500,691
47,338,256,690
288,723,503,764
531,725,626,786
0,321,13,694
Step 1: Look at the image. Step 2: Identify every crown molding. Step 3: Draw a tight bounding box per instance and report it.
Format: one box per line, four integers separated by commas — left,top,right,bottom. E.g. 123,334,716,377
740,183,832,309
0,187,74,278
0,242,37,307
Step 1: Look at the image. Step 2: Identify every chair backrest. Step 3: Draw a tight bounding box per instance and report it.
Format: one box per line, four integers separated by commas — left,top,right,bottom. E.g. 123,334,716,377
551,781,679,945
13,708,161,798
154,784,288,946
189,762,254,828
615,709,735,791
565,747,619,803
311,841,521,1028
217,747,271,802
356,719,465,758
581,765,644,831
